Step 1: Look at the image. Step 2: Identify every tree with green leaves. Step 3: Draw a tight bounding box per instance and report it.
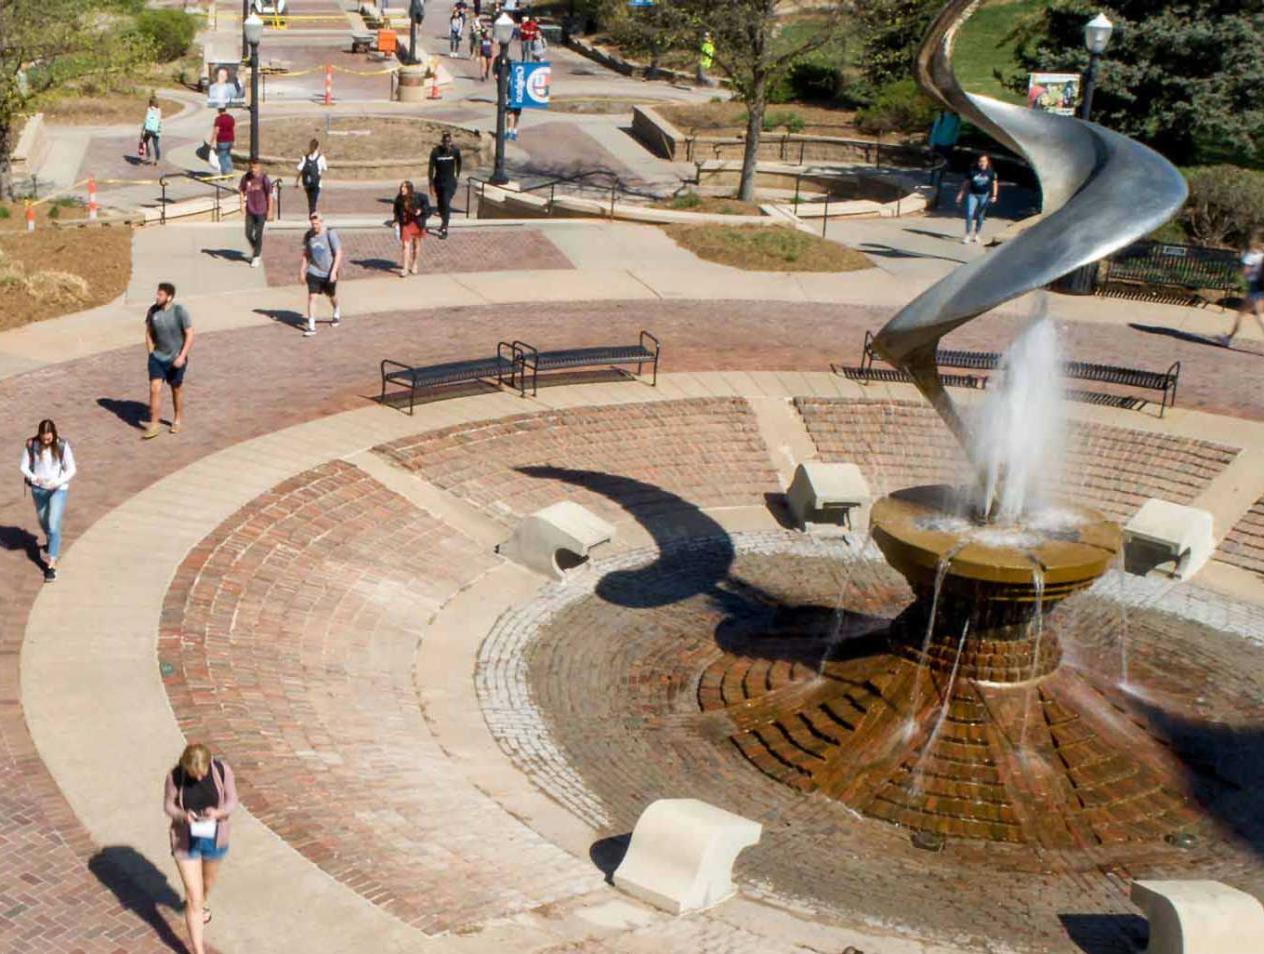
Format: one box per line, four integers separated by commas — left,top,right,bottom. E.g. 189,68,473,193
686,0,850,201
1012,0,1264,165
1,0,152,198
854,0,939,92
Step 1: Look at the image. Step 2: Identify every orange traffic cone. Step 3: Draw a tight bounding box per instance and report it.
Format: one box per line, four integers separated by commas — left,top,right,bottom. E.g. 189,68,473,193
428,72,441,100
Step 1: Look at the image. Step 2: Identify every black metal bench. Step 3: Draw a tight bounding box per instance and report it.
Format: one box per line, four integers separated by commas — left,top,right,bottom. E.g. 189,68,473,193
380,342,518,414
514,331,660,397
1102,240,1241,307
853,331,1181,416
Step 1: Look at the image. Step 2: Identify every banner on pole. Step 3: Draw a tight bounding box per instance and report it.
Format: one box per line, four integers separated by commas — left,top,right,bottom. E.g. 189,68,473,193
508,61,551,109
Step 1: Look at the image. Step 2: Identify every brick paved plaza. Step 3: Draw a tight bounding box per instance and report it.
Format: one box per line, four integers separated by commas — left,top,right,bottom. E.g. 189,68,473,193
7,0,1264,950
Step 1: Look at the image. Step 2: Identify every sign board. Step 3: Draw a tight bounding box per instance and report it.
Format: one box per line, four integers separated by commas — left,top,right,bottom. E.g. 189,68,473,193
508,61,550,109
628,0,656,6
1026,72,1080,115
206,62,246,108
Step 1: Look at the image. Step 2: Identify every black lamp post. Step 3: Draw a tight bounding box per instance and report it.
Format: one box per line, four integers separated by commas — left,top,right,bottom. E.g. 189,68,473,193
244,13,264,160
409,0,425,65
241,0,250,62
1081,12,1113,121
490,11,514,185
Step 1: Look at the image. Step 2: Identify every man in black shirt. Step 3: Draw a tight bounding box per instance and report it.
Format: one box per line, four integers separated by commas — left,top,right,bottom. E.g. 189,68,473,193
428,131,462,239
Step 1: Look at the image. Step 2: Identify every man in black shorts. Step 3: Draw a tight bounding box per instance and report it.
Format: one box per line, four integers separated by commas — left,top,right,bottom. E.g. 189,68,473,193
143,282,195,439
428,131,462,239
299,212,343,337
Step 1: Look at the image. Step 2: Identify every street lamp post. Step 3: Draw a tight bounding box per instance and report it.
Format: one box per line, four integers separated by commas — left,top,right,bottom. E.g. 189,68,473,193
241,0,250,62
1081,12,1113,122
244,14,264,161
490,12,515,185
409,0,425,65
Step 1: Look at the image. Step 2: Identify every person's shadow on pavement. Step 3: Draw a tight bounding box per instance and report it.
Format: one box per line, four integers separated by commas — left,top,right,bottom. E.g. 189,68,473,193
97,398,152,428
0,524,44,570
201,248,249,263
88,845,191,953
253,307,306,329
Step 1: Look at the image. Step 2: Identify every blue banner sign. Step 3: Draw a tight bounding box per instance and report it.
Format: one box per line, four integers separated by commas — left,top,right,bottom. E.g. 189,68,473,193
508,61,551,109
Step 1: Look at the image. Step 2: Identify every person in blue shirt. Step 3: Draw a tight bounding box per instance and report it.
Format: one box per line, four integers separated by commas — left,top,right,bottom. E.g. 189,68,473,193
955,154,999,244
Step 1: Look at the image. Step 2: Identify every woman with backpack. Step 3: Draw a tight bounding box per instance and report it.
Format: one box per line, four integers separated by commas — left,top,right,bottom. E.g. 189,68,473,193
294,139,327,215
19,419,76,583
164,743,238,954
141,96,162,165
392,179,427,276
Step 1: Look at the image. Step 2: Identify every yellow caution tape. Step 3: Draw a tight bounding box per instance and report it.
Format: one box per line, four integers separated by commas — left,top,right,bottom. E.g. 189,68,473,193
26,178,92,206
330,64,401,76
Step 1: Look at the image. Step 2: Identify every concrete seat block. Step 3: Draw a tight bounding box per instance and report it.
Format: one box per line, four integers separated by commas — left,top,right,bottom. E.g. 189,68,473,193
786,461,870,531
499,501,615,580
613,798,761,915
1131,879,1264,954
1123,499,1214,580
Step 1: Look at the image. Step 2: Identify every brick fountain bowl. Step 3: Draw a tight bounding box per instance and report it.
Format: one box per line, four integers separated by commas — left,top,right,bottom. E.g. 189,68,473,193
699,485,1203,846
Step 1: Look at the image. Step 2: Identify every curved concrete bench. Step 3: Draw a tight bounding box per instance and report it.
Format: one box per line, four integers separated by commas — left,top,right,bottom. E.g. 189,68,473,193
786,461,870,533
1123,499,1214,580
613,798,761,915
498,501,614,580
1131,879,1264,954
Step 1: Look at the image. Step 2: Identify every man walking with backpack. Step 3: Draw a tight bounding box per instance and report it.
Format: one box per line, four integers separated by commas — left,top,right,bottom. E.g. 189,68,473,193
428,131,462,239
299,212,343,337
295,139,327,215
238,159,273,268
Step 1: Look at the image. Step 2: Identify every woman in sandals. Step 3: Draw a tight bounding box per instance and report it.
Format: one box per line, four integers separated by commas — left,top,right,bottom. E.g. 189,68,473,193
392,179,425,277
164,743,238,954
19,418,76,583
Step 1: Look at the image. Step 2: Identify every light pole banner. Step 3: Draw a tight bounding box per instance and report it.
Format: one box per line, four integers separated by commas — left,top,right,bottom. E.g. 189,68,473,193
508,62,551,109
1026,72,1080,115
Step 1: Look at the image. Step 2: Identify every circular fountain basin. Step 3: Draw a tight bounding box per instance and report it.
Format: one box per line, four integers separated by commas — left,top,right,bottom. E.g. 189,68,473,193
870,485,1121,604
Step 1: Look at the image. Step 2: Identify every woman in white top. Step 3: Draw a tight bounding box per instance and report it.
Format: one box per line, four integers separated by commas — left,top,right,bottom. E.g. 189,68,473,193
294,138,327,215
19,419,76,583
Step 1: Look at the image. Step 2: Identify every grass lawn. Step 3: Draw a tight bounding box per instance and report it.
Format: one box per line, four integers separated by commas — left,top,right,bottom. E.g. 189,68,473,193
657,101,864,138
0,203,130,329
952,0,1043,103
654,193,764,215
662,224,872,272
39,91,186,126
255,116,482,178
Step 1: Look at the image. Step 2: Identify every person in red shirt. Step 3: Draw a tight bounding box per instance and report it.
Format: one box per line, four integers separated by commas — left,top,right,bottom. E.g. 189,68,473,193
210,108,235,175
519,16,540,61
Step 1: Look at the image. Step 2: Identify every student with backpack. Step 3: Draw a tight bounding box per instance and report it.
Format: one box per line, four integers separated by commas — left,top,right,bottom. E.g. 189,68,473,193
294,139,327,216
19,419,76,583
299,212,343,336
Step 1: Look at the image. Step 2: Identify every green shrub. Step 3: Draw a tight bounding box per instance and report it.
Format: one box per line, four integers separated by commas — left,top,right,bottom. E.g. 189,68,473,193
136,10,198,63
789,62,842,103
855,79,936,136
669,191,702,209
0,205,11,220
47,205,60,220
762,110,805,133
1179,165,1264,249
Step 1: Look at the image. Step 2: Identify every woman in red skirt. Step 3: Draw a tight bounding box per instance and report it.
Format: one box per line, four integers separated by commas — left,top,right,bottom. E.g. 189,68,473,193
392,179,425,276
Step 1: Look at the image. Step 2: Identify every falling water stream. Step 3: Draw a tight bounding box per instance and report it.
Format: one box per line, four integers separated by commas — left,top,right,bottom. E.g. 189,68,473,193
1019,556,1046,749
1115,549,1130,685
903,542,967,739
910,618,970,796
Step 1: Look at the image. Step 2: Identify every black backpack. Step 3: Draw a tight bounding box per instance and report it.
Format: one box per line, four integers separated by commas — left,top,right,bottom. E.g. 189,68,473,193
301,154,322,189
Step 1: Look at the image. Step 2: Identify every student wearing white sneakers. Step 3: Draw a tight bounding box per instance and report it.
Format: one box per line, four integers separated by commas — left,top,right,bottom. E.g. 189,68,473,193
299,212,343,336
956,154,999,244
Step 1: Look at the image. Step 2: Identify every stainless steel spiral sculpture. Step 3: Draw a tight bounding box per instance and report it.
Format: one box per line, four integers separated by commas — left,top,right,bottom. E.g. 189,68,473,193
872,0,1188,448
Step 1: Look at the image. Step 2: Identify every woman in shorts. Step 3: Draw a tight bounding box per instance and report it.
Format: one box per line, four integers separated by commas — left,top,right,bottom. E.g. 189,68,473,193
393,180,425,276
164,743,238,954
1225,232,1264,345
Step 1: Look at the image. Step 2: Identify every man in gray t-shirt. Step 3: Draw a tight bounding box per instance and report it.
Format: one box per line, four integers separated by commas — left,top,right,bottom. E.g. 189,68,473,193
299,211,343,337
143,282,195,439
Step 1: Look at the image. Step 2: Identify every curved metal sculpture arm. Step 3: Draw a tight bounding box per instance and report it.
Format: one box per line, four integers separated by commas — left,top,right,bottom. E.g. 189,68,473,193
872,0,1188,446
